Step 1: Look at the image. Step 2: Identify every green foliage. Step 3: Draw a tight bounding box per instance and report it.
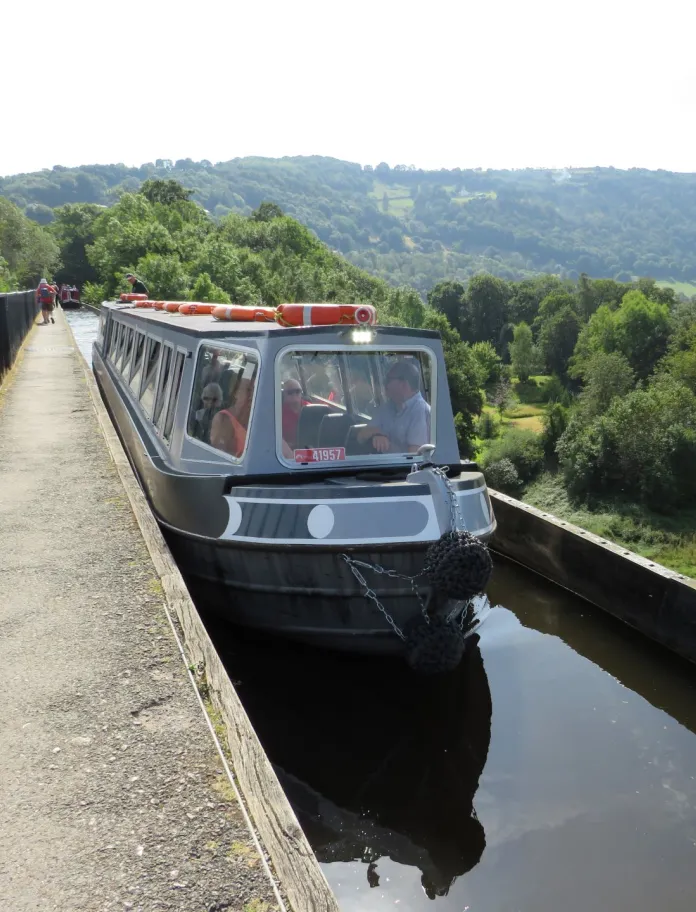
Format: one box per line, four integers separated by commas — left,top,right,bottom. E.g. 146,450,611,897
471,341,503,387
576,351,636,418
422,309,483,455
523,472,696,578
508,322,537,382
462,274,511,348
8,158,696,293
572,290,671,380
557,376,696,509
190,272,231,304
0,197,60,286
538,306,581,379
427,280,465,332
82,281,108,306
540,402,569,464
140,178,194,205
50,203,102,286
482,428,544,483
136,253,190,300
477,410,500,440
484,458,523,494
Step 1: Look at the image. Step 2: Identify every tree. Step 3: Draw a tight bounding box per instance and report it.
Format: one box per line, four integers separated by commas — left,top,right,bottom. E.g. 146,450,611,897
613,290,671,379
577,351,635,418
471,341,503,387
538,306,581,379
557,375,696,508
50,203,103,286
421,309,483,456
140,178,193,205
251,201,284,222
508,322,537,382
462,274,511,348
427,280,465,333
190,272,231,304
488,377,513,417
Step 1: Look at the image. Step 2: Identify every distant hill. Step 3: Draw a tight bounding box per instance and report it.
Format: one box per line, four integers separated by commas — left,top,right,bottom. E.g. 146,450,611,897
3,156,696,294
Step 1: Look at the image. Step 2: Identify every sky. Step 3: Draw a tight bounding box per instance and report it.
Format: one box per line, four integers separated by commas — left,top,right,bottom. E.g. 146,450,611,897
3,0,696,177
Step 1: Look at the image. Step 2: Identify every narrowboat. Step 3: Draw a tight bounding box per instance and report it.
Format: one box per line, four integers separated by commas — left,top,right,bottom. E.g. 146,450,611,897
92,299,496,667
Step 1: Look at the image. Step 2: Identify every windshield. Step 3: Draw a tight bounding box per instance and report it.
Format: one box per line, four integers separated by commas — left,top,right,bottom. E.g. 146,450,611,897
277,347,435,464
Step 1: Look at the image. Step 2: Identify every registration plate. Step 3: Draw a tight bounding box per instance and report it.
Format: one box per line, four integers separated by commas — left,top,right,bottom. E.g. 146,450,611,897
294,447,346,463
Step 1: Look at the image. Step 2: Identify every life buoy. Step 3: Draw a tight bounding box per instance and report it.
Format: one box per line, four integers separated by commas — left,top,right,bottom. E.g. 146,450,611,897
134,299,156,308
152,301,166,310
178,302,216,315
120,293,149,302
163,302,182,313
275,303,377,327
212,305,277,323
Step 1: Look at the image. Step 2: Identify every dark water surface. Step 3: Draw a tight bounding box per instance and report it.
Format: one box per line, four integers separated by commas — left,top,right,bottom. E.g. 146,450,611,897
69,309,696,910
205,559,696,912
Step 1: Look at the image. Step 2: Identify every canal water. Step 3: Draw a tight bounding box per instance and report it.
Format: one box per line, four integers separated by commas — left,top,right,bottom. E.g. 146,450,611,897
67,309,696,912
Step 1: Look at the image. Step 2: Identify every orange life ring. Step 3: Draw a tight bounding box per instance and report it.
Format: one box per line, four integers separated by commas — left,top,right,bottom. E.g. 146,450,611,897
134,299,156,308
275,303,377,327
152,301,167,310
163,302,182,313
212,305,277,323
120,293,149,302
178,302,216,315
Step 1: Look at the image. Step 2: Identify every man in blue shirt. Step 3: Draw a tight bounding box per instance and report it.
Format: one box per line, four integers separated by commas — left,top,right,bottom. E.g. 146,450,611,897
357,359,431,454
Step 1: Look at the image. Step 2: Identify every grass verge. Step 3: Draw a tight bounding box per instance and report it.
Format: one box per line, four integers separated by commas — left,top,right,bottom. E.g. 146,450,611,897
522,473,696,578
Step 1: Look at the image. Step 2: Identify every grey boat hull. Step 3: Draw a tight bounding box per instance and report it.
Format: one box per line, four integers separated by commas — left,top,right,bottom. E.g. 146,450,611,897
93,337,495,656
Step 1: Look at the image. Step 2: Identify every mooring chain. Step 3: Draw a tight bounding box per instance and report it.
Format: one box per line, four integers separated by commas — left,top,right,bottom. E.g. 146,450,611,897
341,554,407,641
433,466,467,532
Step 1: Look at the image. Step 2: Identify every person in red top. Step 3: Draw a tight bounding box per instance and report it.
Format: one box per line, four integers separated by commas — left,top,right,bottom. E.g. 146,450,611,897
37,280,57,324
210,377,255,458
281,378,305,458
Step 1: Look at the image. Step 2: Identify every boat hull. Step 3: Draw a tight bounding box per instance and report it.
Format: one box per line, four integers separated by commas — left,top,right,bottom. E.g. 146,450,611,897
164,527,470,654
93,341,494,656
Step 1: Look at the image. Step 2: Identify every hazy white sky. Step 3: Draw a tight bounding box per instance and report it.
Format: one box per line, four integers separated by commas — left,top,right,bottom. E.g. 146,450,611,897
3,0,695,177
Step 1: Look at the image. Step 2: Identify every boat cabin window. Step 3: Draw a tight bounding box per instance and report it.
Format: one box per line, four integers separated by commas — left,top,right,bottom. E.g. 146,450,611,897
109,322,123,364
140,339,162,418
153,344,173,431
187,344,258,459
277,347,435,464
163,350,186,444
128,331,146,396
118,327,135,376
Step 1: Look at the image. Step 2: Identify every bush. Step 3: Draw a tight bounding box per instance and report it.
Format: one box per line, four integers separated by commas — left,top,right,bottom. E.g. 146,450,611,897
477,411,500,440
539,374,565,403
484,458,522,494
556,375,696,509
541,402,569,465
82,281,107,305
482,428,544,483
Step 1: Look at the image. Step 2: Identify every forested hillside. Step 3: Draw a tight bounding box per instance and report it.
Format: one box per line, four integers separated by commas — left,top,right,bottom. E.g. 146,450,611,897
4,157,696,294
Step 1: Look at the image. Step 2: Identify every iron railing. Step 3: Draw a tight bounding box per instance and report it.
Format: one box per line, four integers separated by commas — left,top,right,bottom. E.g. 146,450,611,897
0,290,40,380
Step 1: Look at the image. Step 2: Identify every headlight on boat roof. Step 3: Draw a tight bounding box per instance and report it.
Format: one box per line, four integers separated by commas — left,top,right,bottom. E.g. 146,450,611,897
351,329,373,344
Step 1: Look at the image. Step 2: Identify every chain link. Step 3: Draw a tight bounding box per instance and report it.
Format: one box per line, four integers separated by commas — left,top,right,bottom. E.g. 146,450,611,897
341,555,407,640
433,466,467,532
342,469,479,639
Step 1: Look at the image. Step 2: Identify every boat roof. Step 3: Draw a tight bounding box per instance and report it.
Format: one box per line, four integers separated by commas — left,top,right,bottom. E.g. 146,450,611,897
104,301,441,340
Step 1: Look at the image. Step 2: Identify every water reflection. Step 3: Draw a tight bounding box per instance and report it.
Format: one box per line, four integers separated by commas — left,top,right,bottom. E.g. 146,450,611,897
205,556,696,912
208,619,491,900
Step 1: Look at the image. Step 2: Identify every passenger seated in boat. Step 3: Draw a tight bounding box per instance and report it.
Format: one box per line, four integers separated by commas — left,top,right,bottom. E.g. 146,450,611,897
357,359,431,454
210,377,254,458
191,382,222,446
202,349,223,386
281,378,304,458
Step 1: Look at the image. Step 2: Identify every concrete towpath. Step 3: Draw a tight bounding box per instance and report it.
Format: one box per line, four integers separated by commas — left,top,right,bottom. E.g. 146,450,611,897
0,312,282,911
